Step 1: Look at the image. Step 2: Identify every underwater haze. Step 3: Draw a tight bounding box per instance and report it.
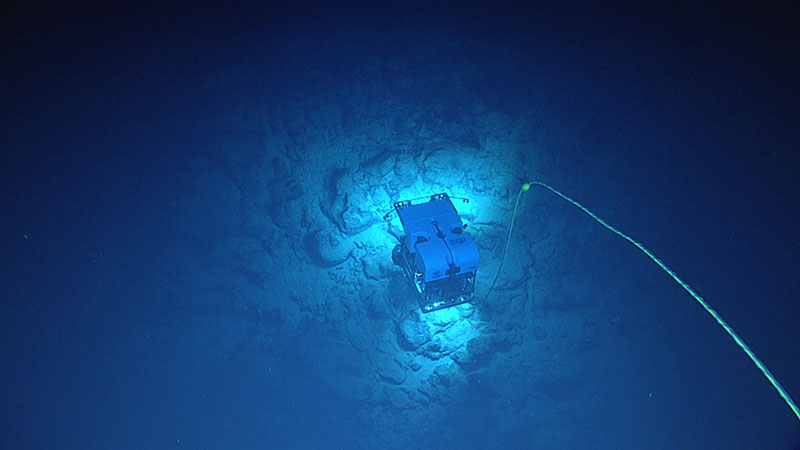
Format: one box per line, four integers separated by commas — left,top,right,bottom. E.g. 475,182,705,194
2,3,799,449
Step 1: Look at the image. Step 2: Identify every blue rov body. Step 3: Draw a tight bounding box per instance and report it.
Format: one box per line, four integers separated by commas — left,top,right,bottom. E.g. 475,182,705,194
391,193,480,313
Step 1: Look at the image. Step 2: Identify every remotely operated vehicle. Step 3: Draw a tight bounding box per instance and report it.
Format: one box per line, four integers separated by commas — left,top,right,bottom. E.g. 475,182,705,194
388,193,479,313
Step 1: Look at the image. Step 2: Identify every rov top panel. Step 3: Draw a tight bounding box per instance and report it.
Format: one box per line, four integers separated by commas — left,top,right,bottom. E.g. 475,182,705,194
395,193,460,230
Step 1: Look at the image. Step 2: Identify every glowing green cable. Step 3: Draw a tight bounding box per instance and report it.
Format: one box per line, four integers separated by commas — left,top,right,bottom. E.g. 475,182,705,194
500,181,798,421
482,185,528,302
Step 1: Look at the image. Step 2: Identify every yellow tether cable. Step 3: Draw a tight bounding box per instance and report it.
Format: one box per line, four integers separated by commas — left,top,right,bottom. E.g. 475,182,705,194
483,181,799,421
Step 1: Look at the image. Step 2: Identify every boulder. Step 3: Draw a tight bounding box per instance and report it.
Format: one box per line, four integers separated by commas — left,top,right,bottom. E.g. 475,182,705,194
467,335,491,356
303,230,352,267
377,358,406,385
397,317,431,350
385,387,412,410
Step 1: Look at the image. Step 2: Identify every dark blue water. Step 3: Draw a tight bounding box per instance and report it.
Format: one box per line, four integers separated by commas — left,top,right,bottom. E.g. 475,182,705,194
2,4,799,449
